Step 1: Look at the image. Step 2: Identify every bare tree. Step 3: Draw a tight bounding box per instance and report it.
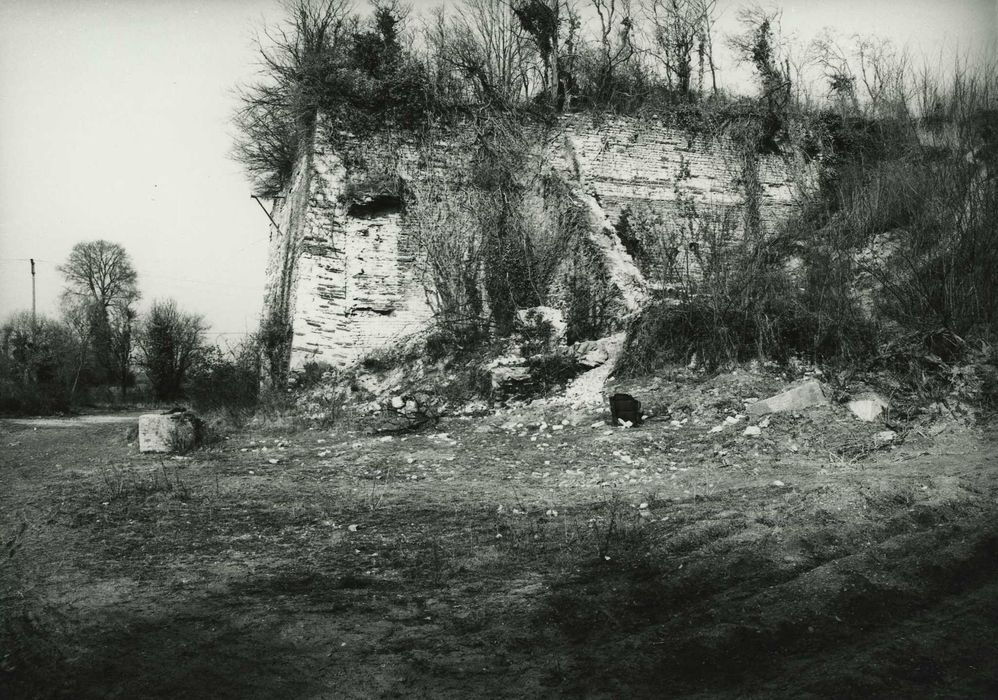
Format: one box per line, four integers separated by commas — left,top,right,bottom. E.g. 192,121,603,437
59,240,138,311
138,300,208,402
586,0,637,103
643,0,717,100
426,0,537,106
810,32,862,112
407,171,486,329
854,36,912,117
729,6,792,112
512,0,562,104
233,0,355,195
58,240,139,398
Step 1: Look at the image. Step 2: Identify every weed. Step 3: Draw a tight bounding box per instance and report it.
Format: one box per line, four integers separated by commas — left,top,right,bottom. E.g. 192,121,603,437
584,491,649,563
97,464,191,504
362,468,393,511
2,520,28,563
864,481,918,513
165,413,206,454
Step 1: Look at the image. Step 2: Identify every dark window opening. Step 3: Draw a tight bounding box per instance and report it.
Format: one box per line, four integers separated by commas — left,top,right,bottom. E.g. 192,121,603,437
347,194,404,219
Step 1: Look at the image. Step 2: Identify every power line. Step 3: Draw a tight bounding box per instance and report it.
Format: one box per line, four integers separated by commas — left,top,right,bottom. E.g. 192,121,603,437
139,271,263,292
2,258,266,293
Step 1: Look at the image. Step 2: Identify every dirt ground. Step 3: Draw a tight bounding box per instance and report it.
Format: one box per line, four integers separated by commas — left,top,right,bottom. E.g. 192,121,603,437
2,380,997,698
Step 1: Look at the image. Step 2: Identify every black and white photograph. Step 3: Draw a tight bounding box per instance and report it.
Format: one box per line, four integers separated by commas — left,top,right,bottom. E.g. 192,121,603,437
1,0,996,697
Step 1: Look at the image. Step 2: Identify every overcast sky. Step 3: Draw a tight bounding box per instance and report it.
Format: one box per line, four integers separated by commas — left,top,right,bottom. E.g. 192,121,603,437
0,0,994,342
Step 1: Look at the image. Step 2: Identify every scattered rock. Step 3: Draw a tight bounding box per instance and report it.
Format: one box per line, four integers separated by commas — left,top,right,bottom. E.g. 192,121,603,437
490,364,533,397
743,425,762,437
462,400,489,415
847,393,889,422
578,346,610,369
874,430,898,445
747,380,828,417
372,393,440,433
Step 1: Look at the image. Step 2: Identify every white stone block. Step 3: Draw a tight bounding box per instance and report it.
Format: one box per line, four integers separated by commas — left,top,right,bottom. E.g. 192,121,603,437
847,394,888,422
138,413,196,453
747,380,828,417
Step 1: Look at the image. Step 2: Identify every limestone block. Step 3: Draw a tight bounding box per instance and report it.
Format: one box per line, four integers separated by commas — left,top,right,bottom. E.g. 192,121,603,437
491,365,532,390
747,380,828,417
138,413,198,453
847,394,888,422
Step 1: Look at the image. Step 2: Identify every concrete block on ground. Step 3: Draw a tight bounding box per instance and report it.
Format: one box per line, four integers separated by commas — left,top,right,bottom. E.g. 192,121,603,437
138,412,198,453
747,380,828,417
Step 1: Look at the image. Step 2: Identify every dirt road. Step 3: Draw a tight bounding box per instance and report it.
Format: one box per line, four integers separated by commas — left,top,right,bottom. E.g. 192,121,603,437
1,404,996,698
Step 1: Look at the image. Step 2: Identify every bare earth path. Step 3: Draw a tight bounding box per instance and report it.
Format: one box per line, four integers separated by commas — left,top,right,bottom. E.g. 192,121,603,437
1,406,996,698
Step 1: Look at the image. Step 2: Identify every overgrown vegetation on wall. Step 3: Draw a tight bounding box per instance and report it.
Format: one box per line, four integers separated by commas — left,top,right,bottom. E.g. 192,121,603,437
619,59,997,380
236,0,996,395
232,0,756,198
404,111,604,342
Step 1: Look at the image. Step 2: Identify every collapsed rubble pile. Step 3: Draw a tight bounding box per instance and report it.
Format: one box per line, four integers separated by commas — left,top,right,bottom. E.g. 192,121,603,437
286,302,996,445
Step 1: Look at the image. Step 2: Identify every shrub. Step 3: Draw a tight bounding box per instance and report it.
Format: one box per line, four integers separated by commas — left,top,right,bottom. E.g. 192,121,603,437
293,361,336,390
233,0,443,196
137,300,207,402
563,262,615,345
526,353,585,393
0,313,80,415
518,308,556,356
423,324,488,362
359,348,404,373
187,339,261,418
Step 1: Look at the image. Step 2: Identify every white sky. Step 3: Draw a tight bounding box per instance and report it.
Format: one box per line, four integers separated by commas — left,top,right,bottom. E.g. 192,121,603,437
0,0,994,341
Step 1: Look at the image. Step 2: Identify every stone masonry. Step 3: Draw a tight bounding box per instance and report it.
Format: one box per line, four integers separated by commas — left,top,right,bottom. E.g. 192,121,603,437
261,114,803,374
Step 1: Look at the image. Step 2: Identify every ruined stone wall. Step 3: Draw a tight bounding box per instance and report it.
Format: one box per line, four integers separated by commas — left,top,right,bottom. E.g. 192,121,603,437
558,115,796,227
262,125,440,370
262,114,803,372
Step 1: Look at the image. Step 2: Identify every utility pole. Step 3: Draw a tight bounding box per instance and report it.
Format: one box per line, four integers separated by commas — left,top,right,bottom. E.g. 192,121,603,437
30,258,36,330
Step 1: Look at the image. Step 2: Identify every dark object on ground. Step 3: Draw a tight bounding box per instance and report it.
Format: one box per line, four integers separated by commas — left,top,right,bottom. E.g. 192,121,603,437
924,329,965,362
610,393,643,426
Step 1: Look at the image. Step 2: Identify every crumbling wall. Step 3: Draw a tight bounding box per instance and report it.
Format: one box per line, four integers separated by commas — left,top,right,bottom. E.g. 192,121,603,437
262,125,438,372
558,115,796,228
262,114,802,374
